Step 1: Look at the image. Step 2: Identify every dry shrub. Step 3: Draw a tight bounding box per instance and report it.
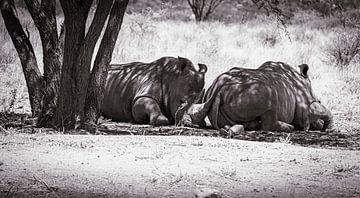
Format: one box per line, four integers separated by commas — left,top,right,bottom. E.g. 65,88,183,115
325,30,360,68
1,89,17,113
343,74,360,95
257,29,279,47
341,9,360,29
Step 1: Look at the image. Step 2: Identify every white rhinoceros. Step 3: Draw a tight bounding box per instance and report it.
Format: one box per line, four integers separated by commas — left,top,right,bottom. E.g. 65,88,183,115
102,56,207,126
182,61,335,132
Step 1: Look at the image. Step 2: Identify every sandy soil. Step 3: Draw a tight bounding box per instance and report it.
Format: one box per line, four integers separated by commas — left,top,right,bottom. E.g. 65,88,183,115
1,132,360,198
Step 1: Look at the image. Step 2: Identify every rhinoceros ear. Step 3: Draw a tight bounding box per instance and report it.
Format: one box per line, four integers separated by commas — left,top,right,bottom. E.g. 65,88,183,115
298,64,309,78
178,56,188,72
198,63,207,73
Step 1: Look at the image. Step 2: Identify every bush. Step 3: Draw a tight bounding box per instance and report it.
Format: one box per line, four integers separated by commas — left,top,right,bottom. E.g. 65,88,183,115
1,89,17,113
257,29,279,47
299,0,360,16
325,30,360,68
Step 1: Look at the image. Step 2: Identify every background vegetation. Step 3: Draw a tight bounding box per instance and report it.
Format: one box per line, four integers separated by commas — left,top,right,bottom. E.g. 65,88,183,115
1,0,359,132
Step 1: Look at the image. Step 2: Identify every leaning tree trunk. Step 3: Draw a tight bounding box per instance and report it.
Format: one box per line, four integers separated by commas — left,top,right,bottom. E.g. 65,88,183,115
83,0,129,130
74,0,114,123
52,0,93,129
0,0,43,116
24,0,62,127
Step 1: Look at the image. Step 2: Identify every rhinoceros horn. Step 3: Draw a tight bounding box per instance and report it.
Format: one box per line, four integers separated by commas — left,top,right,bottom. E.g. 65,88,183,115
174,89,205,126
178,86,220,127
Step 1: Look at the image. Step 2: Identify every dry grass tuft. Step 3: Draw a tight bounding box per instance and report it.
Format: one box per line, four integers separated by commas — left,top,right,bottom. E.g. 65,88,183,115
334,162,360,173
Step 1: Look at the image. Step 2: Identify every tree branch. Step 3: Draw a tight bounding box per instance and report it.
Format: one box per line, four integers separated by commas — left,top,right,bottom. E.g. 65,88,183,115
0,0,43,116
75,0,114,122
24,0,63,126
186,0,224,22
83,0,129,127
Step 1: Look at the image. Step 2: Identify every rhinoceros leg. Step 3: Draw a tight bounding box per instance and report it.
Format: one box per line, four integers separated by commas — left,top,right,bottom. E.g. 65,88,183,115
132,97,170,126
244,120,261,131
275,121,295,132
260,110,294,132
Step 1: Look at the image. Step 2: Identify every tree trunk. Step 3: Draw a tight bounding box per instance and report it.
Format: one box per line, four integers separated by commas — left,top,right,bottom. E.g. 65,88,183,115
24,0,62,127
2,0,128,131
75,0,114,123
52,0,93,129
83,0,129,129
0,0,43,117
195,14,202,22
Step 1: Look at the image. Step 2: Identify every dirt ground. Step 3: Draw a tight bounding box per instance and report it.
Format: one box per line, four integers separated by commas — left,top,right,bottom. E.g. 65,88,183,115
1,124,360,198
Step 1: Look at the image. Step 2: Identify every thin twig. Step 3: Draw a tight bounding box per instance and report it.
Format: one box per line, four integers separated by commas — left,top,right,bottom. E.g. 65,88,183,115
33,175,58,192
6,184,14,197
0,125,9,134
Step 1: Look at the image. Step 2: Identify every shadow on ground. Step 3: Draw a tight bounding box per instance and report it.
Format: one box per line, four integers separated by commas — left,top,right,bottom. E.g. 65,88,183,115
1,112,359,150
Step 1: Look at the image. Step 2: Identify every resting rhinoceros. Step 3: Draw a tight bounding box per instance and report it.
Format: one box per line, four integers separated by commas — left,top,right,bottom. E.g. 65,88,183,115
102,56,207,126
182,61,335,132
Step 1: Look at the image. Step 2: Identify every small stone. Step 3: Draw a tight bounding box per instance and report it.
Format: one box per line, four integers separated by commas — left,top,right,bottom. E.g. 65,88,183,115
224,125,231,130
229,125,244,135
195,188,222,198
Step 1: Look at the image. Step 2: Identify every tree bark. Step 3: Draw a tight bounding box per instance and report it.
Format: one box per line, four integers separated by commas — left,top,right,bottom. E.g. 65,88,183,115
24,0,62,127
0,0,42,117
83,0,129,129
75,0,114,123
53,0,93,129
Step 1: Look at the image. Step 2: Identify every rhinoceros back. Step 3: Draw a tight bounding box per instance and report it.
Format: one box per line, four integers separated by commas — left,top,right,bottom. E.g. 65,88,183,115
204,62,301,128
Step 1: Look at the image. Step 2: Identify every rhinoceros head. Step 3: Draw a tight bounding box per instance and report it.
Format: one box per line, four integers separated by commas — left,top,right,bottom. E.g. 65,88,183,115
294,64,335,131
166,57,207,124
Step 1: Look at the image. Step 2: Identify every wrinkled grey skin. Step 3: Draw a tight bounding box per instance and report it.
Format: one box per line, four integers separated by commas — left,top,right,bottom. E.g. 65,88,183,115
102,56,207,126
184,61,335,132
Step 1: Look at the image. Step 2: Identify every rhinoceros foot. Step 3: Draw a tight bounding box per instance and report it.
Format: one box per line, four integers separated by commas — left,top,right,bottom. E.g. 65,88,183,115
220,124,245,138
150,114,170,126
274,121,294,133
